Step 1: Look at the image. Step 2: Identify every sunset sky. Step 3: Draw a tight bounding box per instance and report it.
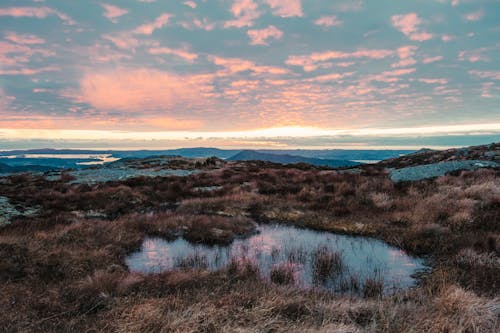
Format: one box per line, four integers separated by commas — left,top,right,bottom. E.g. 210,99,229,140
0,0,499,149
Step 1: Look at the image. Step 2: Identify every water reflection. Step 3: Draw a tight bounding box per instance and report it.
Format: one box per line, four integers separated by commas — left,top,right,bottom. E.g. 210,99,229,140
126,224,427,294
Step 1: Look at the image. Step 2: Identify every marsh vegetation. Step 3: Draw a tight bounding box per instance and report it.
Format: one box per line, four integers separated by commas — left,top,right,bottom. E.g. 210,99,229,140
0,150,498,332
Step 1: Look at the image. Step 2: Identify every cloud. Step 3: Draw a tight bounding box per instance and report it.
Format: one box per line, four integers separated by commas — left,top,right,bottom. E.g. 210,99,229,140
418,78,448,84
224,0,261,28
133,13,172,35
4,32,44,45
141,117,203,130
286,49,394,71
247,25,283,45
314,16,343,28
0,6,75,25
148,47,199,61
208,55,288,75
391,13,433,41
184,1,197,9
441,34,455,42
392,45,417,68
459,48,489,62
422,55,443,64
464,9,484,21
0,66,60,76
263,0,303,17
469,70,500,80
306,72,354,82
102,34,140,49
78,68,214,113
100,3,128,23
180,17,216,31
334,1,363,12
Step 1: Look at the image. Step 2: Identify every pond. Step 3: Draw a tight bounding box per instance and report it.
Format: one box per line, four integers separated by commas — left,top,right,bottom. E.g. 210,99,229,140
126,224,427,295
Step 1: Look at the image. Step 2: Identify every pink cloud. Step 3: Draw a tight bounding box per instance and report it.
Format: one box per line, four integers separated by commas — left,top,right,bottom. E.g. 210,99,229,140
78,68,214,113
141,117,203,130
392,45,417,68
209,55,254,73
418,78,448,84
0,41,54,69
441,34,455,42
391,13,433,41
464,9,484,21
314,16,343,28
180,17,216,31
102,34,140,49
334,1,363,12
134,13,172,35
184,1,197,9
410,32,433,42
208,55,287,75
286,49,394,71
306,72,354,83
225,0,260,28
381,68,416,76
4,32,44,45
0,6,75,25
100,3,128,23
422,55,443,64
263,0,303,17
469,70,500,80
459,48,489,62
0,66,60,76
247,25,283,45
148,47,199,62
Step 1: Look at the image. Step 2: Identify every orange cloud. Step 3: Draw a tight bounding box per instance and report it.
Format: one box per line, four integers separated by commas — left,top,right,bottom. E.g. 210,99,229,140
142,117,203,130
78,68,214,113
247,25,283,45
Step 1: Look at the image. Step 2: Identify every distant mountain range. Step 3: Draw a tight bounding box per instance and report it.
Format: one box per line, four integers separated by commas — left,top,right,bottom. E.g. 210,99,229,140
0,147,413,161
227,150,360,167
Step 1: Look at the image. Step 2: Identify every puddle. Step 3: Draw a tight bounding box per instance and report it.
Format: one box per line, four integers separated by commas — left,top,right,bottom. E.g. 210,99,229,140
126,224,427,294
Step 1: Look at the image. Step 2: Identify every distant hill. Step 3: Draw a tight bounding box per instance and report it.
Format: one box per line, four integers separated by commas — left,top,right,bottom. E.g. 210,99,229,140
0,162,55,174
378,142,499,169
228,150,360,167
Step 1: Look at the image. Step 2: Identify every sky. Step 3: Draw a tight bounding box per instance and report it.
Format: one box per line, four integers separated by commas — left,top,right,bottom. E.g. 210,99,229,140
0,0,499,149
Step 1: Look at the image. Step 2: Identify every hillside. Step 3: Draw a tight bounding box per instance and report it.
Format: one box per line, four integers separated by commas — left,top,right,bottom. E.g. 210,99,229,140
378,142,499,168
228,150,360,167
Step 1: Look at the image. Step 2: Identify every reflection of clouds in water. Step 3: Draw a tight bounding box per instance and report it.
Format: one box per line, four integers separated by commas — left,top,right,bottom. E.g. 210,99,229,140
126,224,427,293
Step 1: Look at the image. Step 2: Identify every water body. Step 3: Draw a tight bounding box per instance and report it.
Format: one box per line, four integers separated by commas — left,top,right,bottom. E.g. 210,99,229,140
0,154,120,166
126,224,426,295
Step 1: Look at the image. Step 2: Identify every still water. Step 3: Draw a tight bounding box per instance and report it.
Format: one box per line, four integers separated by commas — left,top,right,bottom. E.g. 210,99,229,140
126,224,426,294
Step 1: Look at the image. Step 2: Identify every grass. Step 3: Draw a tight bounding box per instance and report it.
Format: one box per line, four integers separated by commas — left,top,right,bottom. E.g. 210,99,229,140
0,158,498,332
311,246,344,283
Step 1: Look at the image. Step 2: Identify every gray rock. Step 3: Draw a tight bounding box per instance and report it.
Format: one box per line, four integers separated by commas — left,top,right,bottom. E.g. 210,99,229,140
390,160,499,182
0,196,39,227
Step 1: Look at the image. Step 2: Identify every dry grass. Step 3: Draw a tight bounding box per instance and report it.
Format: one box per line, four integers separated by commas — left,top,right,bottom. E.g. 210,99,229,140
0,160,498,332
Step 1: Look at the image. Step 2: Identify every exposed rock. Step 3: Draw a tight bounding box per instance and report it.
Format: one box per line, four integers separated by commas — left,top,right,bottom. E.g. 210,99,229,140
0,196,39,227
390,160,499,182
